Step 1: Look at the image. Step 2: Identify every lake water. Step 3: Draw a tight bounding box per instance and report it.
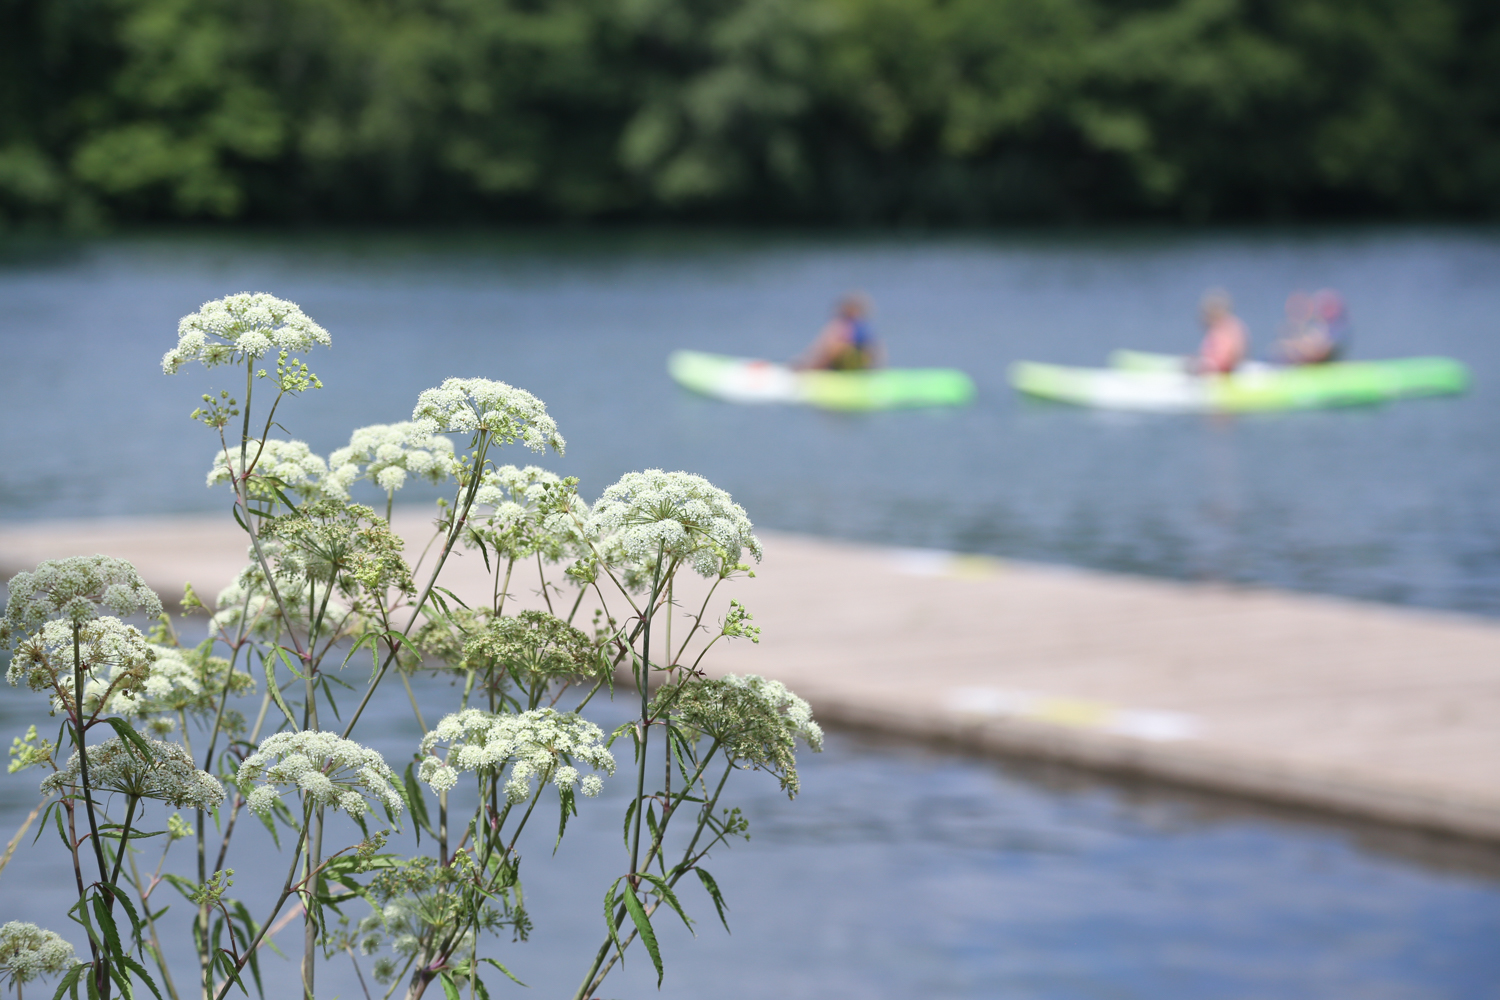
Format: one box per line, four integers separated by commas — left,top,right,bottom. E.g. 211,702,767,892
2,228,1500,998
2,227,1499,613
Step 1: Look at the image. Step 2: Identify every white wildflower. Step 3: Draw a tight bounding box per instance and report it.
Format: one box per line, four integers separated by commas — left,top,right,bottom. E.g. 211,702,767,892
0,922,75,988
2,555,161,639
211,559,352,640
207,439,327,498
668,674,822,796
7,617,155,712
410,378,564,453
325,422,461,500
238,730,403,820
417,708,614,803
41,737,225,810
105,644,255,719
163,293,330,373
587,469,760,579
721,674,823,750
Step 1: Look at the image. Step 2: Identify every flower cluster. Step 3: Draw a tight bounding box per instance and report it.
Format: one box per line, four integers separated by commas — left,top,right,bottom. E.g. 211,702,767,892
411,378,565,453
7,617,156,715
104,644,255,724
667,674,822,795
206,439,328,500
587,469,761,580
238,730,403,820
417,708,614,802
0,922,74,988
162,293,330,373
462,611,603,694
41,737,226,810
325,422,461,498
1,556,161,641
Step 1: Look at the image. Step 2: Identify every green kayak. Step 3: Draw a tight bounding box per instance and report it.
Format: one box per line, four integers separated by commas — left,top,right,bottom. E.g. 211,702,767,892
668,350,976,411
1011,351,1469,412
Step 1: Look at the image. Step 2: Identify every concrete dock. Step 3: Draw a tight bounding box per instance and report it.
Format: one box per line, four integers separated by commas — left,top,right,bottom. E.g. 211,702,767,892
3,511,1499,842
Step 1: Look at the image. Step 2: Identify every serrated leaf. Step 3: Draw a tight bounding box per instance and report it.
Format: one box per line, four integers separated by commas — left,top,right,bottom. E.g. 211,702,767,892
479,956,526,987
638,873,694,935
694,868,730,932
622,882,664,985
102,718,153,763
439,971,461,1000
264,651,297,726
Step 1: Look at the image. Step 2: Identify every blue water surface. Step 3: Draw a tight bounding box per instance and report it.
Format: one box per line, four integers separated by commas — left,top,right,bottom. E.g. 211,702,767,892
2,228,1499,999
1,227,1498,612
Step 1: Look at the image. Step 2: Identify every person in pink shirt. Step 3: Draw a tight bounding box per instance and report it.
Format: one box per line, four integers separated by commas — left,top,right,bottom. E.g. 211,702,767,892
1196,288,1247,374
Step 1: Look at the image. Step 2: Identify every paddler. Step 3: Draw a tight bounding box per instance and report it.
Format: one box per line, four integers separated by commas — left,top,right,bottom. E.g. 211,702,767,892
1276,288,1349,364
795,292,883,371
1195,288,1247,374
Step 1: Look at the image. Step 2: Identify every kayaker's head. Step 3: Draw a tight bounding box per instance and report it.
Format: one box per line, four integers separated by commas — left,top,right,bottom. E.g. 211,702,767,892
1200,288,1234,326
837,292,872,321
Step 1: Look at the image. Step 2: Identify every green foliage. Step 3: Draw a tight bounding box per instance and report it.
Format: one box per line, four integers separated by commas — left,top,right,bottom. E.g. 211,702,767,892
1,0,1496,226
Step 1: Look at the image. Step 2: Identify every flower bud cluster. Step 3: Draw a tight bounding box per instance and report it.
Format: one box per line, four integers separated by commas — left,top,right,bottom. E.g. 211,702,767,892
411,378,564,453
41,737,226,810
206,439,328,499
326,422,461,498
238,730,403,820
7,617,155,714
163,293,330,373
587,469,761,579
1,556,161,640
417,708,614,802
0,922,74,987
668,674,822,795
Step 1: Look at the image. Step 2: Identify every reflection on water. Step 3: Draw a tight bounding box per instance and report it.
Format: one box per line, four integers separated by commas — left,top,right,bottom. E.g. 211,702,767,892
1,228,1499,613
1,684,1497,1000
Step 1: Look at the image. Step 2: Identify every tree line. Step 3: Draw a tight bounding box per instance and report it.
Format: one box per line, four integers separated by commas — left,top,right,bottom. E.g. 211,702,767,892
3,0,1497,227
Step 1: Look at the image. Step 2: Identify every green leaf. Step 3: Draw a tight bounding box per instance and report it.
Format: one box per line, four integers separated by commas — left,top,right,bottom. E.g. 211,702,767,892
638,873,694,935
264,650,297,725
554,786,576,854
622,799,636,852
602,879,627,963
90,894,123,961
438,971,462,1000
433,585,471,610
51,961,86,1000
102,718,153,763
479,956,526,987
403,763,432,842
119,953,164,1000
274,644,309,682
622,881,664,985
694,869,731,932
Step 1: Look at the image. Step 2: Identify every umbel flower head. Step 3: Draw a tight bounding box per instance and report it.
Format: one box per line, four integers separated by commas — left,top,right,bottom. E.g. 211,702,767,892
418,708,614,802
667,674,822,796
105,644,255,722
587,469,761,580
238,730,404,820
0,922,75,989
162,293,330,373
1,555,161,641
7,617,156,715
207,439,328,500
41,737,226,810
411,378,565,453
325,422,461,498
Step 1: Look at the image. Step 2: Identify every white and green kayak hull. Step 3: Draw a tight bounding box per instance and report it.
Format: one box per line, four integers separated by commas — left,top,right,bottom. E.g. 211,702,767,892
1010,352,1469,412
669,350,976,411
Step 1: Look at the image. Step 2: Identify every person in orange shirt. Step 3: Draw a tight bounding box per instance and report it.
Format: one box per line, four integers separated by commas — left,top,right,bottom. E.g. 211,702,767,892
1196,288,1248,374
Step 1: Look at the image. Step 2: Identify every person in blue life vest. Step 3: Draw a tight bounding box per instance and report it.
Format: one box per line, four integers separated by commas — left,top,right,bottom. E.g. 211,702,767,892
795,293,884,370
1277,288,1350,364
